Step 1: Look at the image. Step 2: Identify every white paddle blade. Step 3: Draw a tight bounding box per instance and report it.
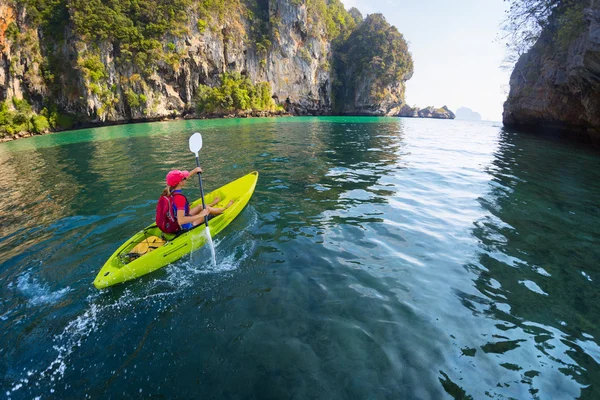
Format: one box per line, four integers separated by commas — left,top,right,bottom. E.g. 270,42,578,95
189,132,203,155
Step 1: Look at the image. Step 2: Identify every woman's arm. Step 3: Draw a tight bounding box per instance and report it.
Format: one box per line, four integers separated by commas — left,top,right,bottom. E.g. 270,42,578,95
177,208,209,226
189,167,203,177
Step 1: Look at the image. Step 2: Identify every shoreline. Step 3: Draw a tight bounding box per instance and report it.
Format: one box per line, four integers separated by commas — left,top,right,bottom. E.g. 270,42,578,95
0,109,293,143
0,109,469,143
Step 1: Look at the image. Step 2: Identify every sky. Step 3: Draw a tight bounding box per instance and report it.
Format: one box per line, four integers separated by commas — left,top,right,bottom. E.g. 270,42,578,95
340,0,512,121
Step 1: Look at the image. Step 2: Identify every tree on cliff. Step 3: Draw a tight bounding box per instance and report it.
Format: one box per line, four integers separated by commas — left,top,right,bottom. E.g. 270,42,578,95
502,0,590,66
333,13,413,113
1,0,415,138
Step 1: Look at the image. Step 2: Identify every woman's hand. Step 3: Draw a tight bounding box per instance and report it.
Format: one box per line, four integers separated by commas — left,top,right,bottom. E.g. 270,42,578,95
191,208,210,227
192,167,203,175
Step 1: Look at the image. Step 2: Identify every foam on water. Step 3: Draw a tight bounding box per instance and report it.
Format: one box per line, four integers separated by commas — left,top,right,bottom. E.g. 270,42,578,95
9,282,193,395
9,293,102,395
8,228,254,397
169,237,254,288
16,272,71,306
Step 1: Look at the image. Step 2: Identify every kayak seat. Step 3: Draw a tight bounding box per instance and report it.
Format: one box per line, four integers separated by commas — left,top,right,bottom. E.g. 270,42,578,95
129,236,166,256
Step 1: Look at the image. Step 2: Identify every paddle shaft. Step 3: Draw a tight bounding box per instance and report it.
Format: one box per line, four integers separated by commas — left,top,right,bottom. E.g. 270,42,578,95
194,156,209,226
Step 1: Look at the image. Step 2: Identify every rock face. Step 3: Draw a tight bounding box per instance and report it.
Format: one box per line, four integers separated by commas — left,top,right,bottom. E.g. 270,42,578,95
0,0,414,137
398,104,419,118
397,105,455,119
333,14,413,116
456,107,482,121
1,1,332,123
503,6,600,143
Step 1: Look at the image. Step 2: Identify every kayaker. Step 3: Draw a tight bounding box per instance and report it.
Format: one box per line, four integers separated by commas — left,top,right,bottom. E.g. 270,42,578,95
162,168,233,231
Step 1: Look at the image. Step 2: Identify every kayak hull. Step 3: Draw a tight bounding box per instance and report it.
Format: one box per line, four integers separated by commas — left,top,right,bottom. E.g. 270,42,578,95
93,171,258,289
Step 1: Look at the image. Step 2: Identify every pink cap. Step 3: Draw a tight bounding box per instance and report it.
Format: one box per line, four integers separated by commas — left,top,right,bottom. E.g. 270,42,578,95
166,170,190,187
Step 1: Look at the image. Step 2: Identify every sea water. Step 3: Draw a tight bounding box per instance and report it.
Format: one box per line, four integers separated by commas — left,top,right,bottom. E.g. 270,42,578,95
0,117,599,399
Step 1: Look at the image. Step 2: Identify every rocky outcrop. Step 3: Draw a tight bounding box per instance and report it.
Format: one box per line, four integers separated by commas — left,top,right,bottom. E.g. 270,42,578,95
421,106,455,119
397,105,455,119
503,5,600,144
333,14,413,116
398,104,419,118
0,1,414,138
0,4,28,102
436,106,456,119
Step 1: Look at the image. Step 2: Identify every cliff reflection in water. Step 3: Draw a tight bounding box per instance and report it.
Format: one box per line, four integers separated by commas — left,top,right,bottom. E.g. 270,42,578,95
0,134,150,265
251,118,405,243
463,130,600,399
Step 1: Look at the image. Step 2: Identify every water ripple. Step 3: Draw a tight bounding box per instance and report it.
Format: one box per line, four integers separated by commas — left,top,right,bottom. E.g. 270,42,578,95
1,118,600,398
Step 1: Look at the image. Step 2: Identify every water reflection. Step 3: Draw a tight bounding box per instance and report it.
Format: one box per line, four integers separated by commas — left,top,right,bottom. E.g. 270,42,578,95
249,118,405,245
2,119,600,398
464,130,600,398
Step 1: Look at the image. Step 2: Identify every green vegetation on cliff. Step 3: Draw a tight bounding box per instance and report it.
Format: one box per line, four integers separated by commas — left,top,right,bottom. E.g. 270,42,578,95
502,0,589,63
1,0,414,138
17,0,70,40
0,99,44,136
333,13,413,112
0,98,72,137
306,0,360,41
554,1,588,50
195,73,280,115
70,0,191,73
18,0,193,75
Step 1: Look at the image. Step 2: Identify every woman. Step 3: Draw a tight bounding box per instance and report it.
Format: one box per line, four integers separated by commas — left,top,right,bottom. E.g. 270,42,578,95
163,168,233,231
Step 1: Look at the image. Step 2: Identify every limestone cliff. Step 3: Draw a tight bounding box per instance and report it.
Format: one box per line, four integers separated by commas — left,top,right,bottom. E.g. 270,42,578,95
333,14,413,116
503,4,600,144
0,0,413,138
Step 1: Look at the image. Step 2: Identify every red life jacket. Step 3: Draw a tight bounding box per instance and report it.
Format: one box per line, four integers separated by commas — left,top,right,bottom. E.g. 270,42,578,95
155,193,186,233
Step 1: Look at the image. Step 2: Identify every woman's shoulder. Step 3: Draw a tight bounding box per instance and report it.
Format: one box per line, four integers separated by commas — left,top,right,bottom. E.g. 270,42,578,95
173,192,188,207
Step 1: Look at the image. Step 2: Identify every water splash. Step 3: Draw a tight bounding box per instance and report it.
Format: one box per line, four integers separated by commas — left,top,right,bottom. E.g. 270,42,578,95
7,234,255,396
205,226,217,267
16,272,71,306
168,238,252,283
5,206,259,398
8,294,103,396
8,283,190,396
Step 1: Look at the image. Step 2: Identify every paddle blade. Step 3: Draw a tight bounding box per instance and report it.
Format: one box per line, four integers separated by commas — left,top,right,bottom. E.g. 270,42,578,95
189,132,203,155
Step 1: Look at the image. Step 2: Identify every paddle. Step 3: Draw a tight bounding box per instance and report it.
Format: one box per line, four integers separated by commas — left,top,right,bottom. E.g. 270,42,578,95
189,132,209,227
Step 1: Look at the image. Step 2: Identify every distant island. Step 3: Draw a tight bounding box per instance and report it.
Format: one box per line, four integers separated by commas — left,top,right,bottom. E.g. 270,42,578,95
397,105,455,120
455,107,482,121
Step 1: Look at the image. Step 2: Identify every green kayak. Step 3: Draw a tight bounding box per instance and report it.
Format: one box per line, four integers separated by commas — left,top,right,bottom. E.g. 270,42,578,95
93,171,258,289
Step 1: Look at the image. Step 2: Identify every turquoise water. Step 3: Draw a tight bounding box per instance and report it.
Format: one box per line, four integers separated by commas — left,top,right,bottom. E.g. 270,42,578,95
0,117,599,399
